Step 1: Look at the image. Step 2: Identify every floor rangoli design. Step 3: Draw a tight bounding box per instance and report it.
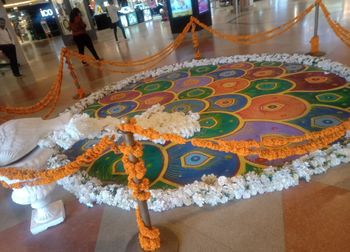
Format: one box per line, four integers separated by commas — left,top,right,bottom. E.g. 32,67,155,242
65,62,350,189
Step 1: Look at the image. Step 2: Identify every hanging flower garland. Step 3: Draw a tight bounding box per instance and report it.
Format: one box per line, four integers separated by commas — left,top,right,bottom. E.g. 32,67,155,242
118,141,160,251
118,118,350,160
118,142,151,201
0,136,115,189
136,207,161,251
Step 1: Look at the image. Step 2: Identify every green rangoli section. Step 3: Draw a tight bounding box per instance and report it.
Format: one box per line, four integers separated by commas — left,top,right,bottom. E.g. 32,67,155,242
194,112,240,138
253,61,283,67
88,144,164,187
288,88,350,108
190,65,218,76
178,87,214,99
83,104,103,118
89,151,118,182
240,78,294,97
136,81,173,94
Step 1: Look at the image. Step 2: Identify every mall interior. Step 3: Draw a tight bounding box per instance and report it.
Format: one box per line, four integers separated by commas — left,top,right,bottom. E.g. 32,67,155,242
0,0,350,251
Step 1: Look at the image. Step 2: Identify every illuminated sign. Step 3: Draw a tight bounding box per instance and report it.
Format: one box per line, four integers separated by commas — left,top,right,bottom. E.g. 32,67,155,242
198,0,209,14
40,8,54,17
170,0,193,18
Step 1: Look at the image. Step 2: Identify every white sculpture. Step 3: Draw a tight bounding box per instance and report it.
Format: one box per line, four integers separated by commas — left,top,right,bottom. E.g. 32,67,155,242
0,113,72,234
0,113,71,166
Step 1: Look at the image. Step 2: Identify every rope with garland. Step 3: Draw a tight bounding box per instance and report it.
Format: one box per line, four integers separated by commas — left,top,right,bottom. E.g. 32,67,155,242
118,119,350,160
319,1,350,48
0,49,66,118
0,136,115,189
117,139,160,251
0,0,337,118
190,1,316,44
65,21,193,74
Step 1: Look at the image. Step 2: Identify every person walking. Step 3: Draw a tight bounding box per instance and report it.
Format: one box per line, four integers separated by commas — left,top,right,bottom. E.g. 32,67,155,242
0,17,22,77
106,0,127,42
69,8,101,64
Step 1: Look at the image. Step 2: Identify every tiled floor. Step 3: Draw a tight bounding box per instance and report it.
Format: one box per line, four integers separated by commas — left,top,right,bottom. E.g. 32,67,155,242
0,1,350,251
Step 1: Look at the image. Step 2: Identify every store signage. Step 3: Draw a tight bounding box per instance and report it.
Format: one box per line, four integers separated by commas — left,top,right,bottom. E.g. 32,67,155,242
40,9,54,17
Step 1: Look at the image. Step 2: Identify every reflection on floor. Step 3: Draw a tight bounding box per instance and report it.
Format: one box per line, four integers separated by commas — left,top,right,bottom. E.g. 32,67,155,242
0,1,350,251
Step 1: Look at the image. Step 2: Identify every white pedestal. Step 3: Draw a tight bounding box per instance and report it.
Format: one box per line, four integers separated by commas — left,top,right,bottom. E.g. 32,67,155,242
11,183,67,235
31,200,65,235
0,114,72,234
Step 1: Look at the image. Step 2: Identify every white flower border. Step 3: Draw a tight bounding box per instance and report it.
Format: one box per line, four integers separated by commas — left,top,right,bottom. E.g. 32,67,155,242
39,104,200,150
48,54,350,212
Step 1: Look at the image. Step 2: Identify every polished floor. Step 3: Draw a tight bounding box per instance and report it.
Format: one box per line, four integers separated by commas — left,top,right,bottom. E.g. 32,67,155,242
1,0,350,251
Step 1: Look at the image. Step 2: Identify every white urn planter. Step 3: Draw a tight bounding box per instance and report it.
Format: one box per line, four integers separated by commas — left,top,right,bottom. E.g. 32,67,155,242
1,147,66,235
12,183,65,235
0,114,71,234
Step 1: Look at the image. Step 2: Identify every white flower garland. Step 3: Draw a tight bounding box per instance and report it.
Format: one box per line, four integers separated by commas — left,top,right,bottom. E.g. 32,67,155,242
47,53,350,212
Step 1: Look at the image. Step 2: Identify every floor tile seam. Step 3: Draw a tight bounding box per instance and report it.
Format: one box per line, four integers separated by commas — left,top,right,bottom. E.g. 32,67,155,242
310,179,350,192
94,208,136,251
84,206,107,252
169,220,243,251
0,216,29,234
280,193,288,252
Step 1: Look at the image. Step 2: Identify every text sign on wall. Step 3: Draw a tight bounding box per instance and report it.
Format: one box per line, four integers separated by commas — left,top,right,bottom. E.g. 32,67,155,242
40,9,54,17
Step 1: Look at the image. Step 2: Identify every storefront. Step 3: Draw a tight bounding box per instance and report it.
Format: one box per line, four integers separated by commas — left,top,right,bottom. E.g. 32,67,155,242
119,3,152,27
89,0,154,29
4,0,163,45
5,2,61,43
89,0,111,30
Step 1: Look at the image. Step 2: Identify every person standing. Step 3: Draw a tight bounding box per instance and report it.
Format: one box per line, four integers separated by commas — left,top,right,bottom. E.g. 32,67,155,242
0,17,22,77
106,0,127,42
69,8,101,63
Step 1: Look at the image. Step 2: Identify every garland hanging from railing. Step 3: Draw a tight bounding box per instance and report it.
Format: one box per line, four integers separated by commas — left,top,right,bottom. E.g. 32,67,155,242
1,0,349,118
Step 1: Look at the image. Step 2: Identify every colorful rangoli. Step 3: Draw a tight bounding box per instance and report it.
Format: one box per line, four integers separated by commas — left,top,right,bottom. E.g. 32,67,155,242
65,61,350,189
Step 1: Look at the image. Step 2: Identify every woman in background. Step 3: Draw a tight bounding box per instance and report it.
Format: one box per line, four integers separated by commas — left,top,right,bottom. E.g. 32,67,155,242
69,8,101,63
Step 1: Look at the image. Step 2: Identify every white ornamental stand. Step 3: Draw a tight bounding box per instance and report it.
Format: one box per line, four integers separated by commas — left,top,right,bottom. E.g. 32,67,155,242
1,148,66,235
0,114,72,234
12,183,65,235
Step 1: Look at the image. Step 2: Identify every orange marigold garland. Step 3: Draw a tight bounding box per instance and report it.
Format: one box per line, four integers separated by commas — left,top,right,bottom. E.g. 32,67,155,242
118,140,160,251
0,49,66,117
310,35,320,54
190,2,315,45
0,136,115,189
117,118,350,160
136,207,161,252
191,21,201,60
320,1,350,48
119,142,151,201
